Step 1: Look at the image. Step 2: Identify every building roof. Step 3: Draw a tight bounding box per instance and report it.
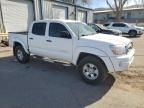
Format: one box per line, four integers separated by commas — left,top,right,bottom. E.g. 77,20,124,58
94,5,144,13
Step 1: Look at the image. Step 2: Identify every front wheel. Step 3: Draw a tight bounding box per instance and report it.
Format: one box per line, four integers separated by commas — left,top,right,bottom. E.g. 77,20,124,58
15,46,30,64
78,56,108,84
129,30,137,37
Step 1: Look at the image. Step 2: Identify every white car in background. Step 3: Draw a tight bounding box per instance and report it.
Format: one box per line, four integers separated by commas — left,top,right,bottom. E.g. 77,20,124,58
104,22,143,37
133,25,144,32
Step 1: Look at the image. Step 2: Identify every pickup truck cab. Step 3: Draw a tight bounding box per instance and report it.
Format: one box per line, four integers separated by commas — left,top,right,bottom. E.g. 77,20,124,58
104,22,143,37
9,19,135,84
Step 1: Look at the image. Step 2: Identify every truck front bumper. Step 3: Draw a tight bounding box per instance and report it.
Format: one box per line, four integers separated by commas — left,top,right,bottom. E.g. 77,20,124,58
110,48,135,72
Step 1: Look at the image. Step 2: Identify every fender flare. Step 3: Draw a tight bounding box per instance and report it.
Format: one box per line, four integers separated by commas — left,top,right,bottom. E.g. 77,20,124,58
73,46,108,65
13,38,29,54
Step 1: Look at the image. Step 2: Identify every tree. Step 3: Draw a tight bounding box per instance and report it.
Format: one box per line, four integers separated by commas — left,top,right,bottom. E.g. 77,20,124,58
106,0,128,21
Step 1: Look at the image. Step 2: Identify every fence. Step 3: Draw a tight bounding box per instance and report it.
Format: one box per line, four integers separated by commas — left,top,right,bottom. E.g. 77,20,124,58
0,33,8,42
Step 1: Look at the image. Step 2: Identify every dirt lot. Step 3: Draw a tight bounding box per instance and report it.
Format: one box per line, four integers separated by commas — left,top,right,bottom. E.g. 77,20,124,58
0,35,144,108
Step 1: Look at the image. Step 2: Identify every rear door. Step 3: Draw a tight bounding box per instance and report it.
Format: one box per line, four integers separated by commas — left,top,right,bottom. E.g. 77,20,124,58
45,22,73,62
28,22,47,56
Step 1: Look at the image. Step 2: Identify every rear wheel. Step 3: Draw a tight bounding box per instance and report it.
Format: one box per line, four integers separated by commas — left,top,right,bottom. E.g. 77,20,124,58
129,30,137,37
15,46,30,64
78,56,108,84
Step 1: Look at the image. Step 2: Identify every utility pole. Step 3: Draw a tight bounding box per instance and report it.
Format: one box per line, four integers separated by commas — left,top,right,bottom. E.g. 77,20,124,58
73,0,77,20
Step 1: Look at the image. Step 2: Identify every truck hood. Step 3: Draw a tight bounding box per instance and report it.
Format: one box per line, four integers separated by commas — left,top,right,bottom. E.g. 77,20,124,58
80,33,131,46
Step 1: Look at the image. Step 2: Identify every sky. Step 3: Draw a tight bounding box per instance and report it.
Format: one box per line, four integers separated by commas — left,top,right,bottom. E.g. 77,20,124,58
90,0,108,9
88,0,141,9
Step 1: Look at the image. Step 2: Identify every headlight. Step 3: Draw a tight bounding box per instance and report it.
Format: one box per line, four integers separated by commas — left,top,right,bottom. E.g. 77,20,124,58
110,45,127,55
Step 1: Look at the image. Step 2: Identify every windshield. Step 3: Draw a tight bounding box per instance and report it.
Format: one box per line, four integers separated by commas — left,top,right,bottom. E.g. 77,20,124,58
67,22,96,37
96,24,108,29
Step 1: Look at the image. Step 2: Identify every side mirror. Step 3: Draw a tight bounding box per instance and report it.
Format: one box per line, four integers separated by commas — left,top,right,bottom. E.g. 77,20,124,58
60,31,71,39
95,28,101,33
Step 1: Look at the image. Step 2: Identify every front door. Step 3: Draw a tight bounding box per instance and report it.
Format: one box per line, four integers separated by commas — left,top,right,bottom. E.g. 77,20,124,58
45,22,73,62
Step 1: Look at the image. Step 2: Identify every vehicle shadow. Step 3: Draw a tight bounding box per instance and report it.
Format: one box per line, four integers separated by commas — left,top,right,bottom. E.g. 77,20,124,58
0,56,115,108
123,35,142,38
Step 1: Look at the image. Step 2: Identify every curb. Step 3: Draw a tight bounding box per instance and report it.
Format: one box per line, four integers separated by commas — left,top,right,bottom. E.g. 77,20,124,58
0,50,11,53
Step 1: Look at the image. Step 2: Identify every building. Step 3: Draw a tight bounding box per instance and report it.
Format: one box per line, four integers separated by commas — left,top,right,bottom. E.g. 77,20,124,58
93,5,144,24
0,0,93,33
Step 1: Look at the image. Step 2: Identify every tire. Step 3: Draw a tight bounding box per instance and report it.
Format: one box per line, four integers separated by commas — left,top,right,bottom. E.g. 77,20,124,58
128,30,137,37
78,56,108,84
15,46,30,64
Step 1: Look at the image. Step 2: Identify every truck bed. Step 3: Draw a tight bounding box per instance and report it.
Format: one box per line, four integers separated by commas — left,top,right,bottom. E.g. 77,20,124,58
8,32,28,50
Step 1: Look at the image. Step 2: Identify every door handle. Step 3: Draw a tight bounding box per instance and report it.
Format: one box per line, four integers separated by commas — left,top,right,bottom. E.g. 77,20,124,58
29,38,34,40
46,40,52,42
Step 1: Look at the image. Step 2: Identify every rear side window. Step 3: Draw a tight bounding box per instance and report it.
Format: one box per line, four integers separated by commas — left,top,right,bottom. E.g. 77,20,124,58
32,23,46,36
112,23,126,27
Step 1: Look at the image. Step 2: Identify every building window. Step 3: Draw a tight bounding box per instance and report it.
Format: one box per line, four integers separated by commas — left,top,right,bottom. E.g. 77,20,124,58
107,14,110,19
127,12,131,19
54,0,73,4
77,10,87,23
52,5,68,19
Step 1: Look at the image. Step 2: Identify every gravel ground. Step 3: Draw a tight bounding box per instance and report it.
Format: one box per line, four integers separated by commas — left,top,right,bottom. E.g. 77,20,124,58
0,35,144,108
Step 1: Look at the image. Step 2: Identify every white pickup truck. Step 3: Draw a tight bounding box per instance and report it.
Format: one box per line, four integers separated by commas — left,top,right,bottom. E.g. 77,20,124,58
9,19,135,84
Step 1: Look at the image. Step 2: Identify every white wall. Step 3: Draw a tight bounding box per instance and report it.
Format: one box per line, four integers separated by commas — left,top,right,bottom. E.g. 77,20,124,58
42,0,93,23
1,0,34,32
128,10,144,19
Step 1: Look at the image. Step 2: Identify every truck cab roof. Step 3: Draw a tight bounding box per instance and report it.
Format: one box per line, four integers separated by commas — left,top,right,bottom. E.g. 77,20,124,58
33,19,82,23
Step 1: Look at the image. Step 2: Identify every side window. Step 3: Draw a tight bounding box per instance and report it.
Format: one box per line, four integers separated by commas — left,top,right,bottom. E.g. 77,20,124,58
112,23,126,27
88,24,99,31
104,23,110,27
120,24,127,27
88,24,95,29
92,25,100,31
94,25,100,30
112,23,120,27
49,23,71,38
32,23,46,36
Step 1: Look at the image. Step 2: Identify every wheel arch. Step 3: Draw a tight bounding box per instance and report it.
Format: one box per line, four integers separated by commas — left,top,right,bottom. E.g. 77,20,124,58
128,29,137,34
13,41,29,55
76,52,108,72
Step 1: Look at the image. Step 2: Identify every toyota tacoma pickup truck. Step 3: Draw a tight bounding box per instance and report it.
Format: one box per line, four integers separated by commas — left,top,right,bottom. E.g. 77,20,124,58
9,19,135,84
104,22,143,37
